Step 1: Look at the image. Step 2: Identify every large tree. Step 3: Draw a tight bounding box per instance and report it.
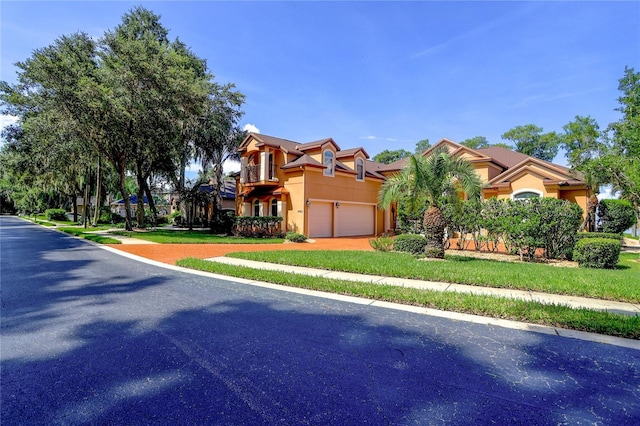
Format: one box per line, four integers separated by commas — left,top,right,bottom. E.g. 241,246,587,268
372,149,411,164
501,124,560,162
378,146,483,258
460,136,490,149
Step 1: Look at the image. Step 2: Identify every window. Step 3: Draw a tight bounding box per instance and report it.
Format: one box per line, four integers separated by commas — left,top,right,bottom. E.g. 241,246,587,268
513,190,542,200
268,152,275,180
271,199,278,216
356,158,364,181
323,150,334,176
253,199,260,216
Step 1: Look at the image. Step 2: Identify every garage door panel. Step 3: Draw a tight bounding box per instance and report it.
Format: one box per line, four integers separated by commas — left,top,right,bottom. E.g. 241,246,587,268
308,202,332,238
336,204,374,237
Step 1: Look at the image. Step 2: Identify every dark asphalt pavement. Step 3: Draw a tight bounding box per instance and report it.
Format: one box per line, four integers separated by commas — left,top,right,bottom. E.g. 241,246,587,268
1,216,639,424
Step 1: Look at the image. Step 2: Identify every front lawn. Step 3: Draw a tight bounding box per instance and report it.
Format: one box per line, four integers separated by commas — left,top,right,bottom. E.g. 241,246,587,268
58,227,122,244
176,257,640,340
226,251,640,303
111,229,284,244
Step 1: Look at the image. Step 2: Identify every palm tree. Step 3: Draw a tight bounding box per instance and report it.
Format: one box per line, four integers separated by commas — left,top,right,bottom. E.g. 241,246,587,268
379,146,483,258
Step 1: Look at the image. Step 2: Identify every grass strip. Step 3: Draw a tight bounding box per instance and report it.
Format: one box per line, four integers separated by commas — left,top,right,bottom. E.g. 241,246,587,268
111,229,284,244
58,227,122,244
226,250,640,303
176,257,640,340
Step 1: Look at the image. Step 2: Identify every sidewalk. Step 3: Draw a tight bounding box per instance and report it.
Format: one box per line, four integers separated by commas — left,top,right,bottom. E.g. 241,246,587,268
206,256,640,317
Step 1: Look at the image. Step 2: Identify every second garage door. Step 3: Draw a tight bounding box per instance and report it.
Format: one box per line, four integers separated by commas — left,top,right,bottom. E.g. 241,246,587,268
335,203,374,237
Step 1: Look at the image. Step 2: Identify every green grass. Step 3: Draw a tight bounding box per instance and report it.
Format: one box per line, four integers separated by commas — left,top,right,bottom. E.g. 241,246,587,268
225,251,640,303
111,229,284,244
176,258,640,340
58,227,122,244
624,233,639,240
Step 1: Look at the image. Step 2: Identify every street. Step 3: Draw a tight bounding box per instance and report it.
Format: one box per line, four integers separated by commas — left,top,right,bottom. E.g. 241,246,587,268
1,216,639,424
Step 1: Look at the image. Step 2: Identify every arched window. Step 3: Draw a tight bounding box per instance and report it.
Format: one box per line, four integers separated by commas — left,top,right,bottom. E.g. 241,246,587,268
323,150,334,176
253,199,260,216
513,190,542,200
356,158,364,181
271,199,278,216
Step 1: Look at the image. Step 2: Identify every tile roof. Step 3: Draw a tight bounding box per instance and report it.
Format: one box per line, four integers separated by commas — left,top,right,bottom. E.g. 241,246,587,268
281,154,325,169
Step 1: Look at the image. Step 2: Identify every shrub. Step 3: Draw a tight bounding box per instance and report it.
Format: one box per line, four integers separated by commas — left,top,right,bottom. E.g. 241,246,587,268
168,211,182,225
393,234,427,255
45,208,67,221
369,234,393,251
598,199,637,234
573,238,621,269
235,216,283,238
98,208,124,224
577,232,623,241
286,232,307,243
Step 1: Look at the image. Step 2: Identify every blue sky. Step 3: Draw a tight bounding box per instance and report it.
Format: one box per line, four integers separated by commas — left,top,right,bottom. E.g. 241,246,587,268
2,1,639,169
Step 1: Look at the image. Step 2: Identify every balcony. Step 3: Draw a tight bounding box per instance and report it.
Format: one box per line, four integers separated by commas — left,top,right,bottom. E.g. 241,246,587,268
241,164,278,185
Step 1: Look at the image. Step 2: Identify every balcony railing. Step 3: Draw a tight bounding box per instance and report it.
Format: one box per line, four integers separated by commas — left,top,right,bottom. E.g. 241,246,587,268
241,164,277,184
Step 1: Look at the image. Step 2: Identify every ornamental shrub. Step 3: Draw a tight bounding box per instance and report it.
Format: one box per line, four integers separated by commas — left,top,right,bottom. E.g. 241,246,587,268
235,216,283,238
598,199,637,234
393,234,427,255
577,232,623,241
369,234,393,251
286,232,307,243
45,208,67,221
573,238,621,269
168,211,182,225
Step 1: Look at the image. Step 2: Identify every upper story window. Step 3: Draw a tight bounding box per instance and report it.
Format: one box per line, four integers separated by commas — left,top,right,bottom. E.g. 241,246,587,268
513,190,542,200
323,150,334,176
268,152,275,180
356,158,365,181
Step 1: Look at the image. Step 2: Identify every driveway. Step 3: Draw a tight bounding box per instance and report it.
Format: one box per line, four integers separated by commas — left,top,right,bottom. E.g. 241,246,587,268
109,236,374,264
2,216,639,424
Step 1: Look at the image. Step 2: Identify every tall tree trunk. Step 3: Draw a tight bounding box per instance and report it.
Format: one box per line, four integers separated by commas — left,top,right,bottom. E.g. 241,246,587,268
423,205,446,259
72,191,79,222
117,160,133,231
143,178,158,227
92,156,102,226
135,163,145,228
83,183,89,229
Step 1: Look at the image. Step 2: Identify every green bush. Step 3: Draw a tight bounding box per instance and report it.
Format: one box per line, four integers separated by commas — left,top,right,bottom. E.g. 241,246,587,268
98,208,124,224
394,234,427,255
577,232,623,241
598,199,637,234
235,216,283,238
369,234,393,251
573,238,621,269
285,232,307,243
45,208,67,221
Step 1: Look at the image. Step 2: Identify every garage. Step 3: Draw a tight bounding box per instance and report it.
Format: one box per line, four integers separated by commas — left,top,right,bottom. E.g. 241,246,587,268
307,201,333,238
335,203,375,237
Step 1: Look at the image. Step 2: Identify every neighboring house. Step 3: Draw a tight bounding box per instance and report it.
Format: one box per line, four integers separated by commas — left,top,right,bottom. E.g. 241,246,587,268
111,195,171,217
382,138,589,213
236,134,590,238
236,133,387,237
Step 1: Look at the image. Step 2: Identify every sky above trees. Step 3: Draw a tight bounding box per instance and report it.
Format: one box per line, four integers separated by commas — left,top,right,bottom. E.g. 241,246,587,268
1,1,638,166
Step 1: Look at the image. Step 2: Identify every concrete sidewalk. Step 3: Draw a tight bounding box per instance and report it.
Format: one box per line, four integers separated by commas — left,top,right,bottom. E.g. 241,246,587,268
206,256,640,316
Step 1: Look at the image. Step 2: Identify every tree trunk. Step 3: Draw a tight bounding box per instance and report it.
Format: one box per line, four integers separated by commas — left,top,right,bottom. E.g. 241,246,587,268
423,205,446,258
92,156,102,226
136,164,145,228
143,179,158,227
117,161,133,231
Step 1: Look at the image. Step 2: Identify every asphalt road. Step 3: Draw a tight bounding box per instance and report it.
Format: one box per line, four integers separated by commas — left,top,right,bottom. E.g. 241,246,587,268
1,216,639,425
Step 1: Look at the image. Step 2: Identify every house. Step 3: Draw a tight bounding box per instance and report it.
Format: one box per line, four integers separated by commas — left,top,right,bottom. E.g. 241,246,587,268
382,138,590,213
111,194,171,217
236,134,590,238
236,133,387,237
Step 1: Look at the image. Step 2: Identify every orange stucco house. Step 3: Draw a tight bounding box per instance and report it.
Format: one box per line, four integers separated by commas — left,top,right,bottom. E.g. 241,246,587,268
236,133,589,238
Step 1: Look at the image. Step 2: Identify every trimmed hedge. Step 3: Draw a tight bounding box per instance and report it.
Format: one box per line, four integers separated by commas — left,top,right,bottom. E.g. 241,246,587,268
45,208,67,221
235,216,283,238
577,232,623,241
394,234,427,255
598,199,636,234
573,238,621,269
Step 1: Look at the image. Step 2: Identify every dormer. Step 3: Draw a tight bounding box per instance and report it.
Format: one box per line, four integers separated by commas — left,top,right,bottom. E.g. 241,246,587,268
336,147,369,181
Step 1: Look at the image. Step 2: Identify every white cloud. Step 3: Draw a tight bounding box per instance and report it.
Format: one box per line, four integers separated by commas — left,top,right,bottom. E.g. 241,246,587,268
243,123,260,134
